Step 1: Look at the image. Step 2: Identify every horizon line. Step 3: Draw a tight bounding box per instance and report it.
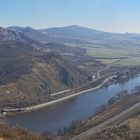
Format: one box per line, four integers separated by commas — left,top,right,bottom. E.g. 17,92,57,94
1,24,139,34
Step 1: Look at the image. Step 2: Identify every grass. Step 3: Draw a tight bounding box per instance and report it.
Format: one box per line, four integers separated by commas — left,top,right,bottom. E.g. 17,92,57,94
0,123,44,140
87,48,129,58
116,57,140,66
86,47,140,66
95,59,120,64
67,42,140,66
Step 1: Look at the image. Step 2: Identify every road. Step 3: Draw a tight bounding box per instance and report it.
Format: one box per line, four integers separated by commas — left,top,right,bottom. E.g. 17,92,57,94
97,66,109,79
97,59,121,79
70,101,140,140
50,89,70,96
3,75,114,113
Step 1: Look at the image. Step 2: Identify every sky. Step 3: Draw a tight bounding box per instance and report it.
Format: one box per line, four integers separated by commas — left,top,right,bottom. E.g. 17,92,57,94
0,0,140,33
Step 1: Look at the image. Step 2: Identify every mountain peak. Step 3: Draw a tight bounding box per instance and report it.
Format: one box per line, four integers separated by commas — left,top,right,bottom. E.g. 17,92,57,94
65,25,81,28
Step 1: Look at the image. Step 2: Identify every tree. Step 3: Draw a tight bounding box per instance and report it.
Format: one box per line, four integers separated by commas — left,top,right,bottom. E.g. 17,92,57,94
108,97,117,105
42,131,53,140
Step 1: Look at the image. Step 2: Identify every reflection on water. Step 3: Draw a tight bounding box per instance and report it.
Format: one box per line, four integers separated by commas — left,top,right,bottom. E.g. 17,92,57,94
8,76,140,134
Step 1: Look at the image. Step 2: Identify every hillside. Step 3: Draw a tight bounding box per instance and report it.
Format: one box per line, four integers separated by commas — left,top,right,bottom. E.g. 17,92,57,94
8,25,140,49
83,115,140,140
7,26,52,43
0,27,91,108
0,122,44,140
39,25,140,48
0,26,47,51
7,26,85,43
39,25,113,41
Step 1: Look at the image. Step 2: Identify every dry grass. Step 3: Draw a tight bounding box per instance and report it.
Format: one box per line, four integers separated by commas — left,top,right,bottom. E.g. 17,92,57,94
83,115,140,140
0,123,44,140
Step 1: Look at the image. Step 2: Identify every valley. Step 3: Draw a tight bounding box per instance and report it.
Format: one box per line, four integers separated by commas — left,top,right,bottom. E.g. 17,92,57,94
7,75,140,135
0,25,140,140
1,1,140,140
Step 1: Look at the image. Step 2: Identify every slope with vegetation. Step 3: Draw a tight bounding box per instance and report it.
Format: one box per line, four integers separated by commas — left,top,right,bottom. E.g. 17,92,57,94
0,27,91,109
0,122,44,140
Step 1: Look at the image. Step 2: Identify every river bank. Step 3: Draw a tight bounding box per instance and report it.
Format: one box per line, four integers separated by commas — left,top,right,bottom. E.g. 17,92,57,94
56,88,140,140
6,74,140,134
2,65,140,115
3,75,115,116
3,68,140,116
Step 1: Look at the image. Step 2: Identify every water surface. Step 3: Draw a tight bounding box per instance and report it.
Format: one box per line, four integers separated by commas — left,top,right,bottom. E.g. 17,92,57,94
8,76,140,134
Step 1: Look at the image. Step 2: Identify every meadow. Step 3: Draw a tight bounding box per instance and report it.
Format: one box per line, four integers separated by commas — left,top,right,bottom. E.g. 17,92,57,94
86,47,140,66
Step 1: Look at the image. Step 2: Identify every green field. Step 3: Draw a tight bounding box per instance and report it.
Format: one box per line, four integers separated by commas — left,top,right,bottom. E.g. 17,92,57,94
87,47,140,58
116,57,140,66
67,43,140,66
86,47,140,66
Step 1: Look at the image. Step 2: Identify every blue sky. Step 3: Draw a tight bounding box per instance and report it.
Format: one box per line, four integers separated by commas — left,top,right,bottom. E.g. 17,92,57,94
0,0,140,33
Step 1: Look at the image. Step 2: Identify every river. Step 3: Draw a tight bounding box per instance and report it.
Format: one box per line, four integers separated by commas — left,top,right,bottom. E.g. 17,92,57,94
7,76,140,135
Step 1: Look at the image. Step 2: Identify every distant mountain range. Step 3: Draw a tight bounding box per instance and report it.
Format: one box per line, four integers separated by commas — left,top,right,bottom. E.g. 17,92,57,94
7,25,140,48
39,25,140,41
7,26,86,43
39,25,115,41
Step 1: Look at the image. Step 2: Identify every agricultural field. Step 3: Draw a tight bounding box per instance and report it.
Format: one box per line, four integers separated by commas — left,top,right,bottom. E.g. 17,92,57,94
86,47,140,58
116,57,140,66
95,59,120,64
67,42,140,67
86,47,140,66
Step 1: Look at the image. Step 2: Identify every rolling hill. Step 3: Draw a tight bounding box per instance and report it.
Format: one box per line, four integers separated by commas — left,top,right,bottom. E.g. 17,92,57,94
39,25,140,48
7,26,85,43
8,25,140,48
39,25,114,41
